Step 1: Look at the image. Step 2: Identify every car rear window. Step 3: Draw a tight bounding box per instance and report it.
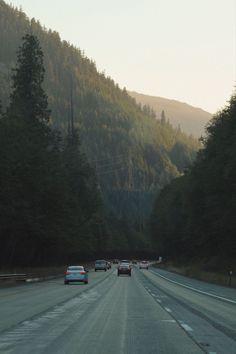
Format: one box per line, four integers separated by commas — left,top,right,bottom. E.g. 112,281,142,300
68,266,84,271
95,260,106,265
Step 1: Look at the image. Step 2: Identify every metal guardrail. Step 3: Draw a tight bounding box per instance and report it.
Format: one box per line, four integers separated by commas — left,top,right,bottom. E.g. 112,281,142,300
0,273,27,281
0,263,94,285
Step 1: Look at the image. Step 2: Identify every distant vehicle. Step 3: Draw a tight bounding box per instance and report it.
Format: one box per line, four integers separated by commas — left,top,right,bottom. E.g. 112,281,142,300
106,261,111,269
95,260,107,271
120,259,131,265
120,260,132,268
113,259,119,264
132,260,137,264
64,266,88,285
117,263,131,276
139,261,149,269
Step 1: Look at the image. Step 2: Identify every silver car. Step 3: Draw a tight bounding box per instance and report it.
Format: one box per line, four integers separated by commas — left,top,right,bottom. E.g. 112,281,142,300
64,266,88,284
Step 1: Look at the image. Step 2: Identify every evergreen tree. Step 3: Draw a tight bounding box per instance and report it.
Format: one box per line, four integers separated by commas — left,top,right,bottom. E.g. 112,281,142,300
7,34,50,124
0,34,65,266
161,110,166,125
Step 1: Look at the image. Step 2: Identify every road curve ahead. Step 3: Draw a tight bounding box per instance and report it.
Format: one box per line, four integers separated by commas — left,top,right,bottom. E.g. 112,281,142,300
0,266,234,353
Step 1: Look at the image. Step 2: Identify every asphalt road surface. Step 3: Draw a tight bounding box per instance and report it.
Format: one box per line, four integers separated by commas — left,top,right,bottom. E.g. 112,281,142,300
0,266,235,354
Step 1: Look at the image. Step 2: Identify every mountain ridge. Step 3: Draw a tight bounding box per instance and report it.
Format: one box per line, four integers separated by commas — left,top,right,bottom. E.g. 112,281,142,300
129,90,212,137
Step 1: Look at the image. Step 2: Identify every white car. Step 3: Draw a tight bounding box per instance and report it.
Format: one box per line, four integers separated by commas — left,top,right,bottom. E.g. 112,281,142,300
139,261,149,269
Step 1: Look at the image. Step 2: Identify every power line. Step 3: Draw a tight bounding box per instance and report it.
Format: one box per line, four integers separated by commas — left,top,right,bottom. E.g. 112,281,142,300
88,154,126,164
96,167,127,175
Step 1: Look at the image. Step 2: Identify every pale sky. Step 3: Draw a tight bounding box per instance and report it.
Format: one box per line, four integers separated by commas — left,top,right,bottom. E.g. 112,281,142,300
5,0,236,113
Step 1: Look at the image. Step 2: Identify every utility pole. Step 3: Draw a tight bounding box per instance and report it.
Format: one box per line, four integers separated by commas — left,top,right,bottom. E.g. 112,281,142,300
128,155,133,193
70,77,75,138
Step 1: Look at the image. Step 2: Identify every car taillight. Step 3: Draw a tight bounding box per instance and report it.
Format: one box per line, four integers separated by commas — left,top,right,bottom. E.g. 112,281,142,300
65,271,71,275
80,271,86,275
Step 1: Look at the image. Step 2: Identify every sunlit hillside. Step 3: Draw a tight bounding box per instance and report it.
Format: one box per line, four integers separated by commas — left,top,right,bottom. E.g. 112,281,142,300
129,91,212,138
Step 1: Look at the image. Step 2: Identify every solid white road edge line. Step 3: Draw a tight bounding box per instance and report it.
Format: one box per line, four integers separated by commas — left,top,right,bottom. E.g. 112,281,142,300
150,270,236,305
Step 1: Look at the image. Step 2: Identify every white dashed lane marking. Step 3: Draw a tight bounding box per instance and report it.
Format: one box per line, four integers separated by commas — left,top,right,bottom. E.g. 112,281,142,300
180,323,193,332
164,307,172,313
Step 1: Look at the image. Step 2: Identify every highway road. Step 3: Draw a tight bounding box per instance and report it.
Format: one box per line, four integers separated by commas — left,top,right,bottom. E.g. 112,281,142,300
0,266,235,354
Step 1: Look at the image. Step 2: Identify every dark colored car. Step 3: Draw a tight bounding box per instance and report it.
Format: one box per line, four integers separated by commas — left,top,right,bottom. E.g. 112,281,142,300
117,263,131,276
95,260,107,271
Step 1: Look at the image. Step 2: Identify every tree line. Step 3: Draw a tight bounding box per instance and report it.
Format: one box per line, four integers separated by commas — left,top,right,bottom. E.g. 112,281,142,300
150,93,236,266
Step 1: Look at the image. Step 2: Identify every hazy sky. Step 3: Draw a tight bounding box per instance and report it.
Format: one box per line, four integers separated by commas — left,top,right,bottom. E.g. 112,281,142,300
5,0,236,113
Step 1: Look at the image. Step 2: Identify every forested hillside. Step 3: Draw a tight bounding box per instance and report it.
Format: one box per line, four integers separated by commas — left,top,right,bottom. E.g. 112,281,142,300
129,91,211,138
0,33,104,266
150,93,236,265
0,0,201,258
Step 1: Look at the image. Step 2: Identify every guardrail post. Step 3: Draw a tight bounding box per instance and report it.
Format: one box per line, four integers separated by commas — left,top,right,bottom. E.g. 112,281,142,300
228,270,233,287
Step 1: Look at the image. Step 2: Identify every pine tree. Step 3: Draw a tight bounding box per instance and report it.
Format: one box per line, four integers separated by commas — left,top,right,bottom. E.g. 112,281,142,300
0,34,65,266
161,110,166,125
8,33,50,124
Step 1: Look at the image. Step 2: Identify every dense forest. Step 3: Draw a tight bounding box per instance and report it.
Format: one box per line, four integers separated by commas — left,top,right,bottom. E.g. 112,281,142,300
0,33,104,265
0,1,201,264
150,94,236,265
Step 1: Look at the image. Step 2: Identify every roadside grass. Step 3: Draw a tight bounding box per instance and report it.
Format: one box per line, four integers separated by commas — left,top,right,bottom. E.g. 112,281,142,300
155,261,236,288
